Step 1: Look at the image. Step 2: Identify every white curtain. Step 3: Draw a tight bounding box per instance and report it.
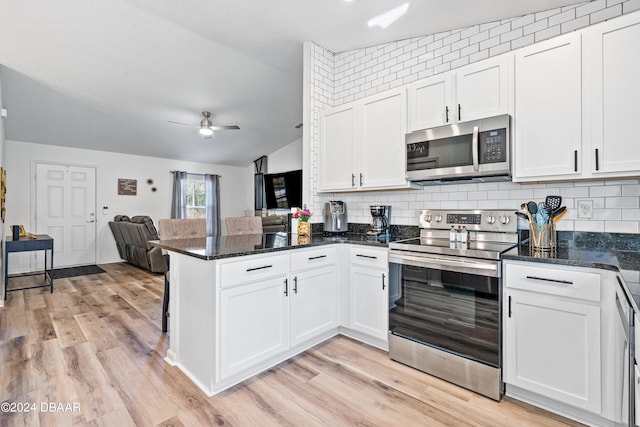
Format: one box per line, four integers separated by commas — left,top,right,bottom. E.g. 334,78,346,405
170,171,187,219
205,174,221,236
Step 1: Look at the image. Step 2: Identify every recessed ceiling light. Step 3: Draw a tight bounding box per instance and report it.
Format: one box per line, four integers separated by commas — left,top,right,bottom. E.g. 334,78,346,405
368,2,410,29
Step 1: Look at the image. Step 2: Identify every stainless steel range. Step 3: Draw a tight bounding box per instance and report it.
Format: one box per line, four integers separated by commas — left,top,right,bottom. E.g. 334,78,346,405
388,209,518,401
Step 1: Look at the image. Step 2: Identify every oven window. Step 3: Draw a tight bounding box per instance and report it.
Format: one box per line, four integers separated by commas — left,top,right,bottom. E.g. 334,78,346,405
406,134,473,171
389,264,500,366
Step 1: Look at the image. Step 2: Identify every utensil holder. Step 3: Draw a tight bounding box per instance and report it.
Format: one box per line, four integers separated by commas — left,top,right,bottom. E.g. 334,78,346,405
529,222,556,252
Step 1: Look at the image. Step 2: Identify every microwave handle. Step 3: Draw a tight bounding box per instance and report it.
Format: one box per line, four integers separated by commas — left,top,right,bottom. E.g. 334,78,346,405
472,126,479,171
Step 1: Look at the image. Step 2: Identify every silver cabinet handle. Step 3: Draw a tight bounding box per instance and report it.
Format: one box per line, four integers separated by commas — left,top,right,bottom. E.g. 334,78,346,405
356,254,377,259
445,106,449,122
351,174,355,187
472,125,479,172
308,255,327,260
293,276,298,294
359,173,363,186
382,273,386,290
284,278,288,296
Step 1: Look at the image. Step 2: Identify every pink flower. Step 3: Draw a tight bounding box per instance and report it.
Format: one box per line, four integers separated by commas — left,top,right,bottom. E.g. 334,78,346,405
293,208,312,222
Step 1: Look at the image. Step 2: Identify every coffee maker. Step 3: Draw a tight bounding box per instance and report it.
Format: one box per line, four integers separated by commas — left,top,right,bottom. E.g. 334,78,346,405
367,205,391,238
323,201,348,233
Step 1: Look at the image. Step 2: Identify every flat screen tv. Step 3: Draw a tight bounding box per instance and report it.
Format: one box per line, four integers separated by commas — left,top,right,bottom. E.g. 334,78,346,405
264,169,302,209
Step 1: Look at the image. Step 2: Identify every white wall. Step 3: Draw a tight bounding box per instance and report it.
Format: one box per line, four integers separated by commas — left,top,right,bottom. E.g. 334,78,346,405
267,137,302,173
304,3,640,234
5,140,253,273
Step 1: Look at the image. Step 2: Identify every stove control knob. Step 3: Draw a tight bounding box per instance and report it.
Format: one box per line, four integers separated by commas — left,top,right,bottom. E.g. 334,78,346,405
499,216,510,225
423,214,432,223
486,215,496,224
435,215,443,223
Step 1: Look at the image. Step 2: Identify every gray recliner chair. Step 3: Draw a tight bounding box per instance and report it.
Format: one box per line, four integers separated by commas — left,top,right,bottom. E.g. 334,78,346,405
108,215,164,273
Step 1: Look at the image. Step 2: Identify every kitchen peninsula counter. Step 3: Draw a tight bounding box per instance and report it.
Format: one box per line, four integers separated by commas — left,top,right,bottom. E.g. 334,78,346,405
149,231,395,397
150,231,396,260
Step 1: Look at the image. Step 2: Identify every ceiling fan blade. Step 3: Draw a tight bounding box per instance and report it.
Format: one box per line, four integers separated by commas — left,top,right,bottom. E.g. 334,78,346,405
167,120,197,127
210,125,240,130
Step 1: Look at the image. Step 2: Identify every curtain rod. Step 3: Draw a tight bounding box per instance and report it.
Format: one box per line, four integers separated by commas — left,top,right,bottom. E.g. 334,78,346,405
169,171,221,178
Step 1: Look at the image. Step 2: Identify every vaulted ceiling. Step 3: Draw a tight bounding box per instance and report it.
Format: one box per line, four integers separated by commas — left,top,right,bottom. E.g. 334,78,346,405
0,0,584,166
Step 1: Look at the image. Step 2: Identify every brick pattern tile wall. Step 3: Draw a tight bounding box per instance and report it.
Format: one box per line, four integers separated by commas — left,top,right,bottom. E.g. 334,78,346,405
306,1,640,233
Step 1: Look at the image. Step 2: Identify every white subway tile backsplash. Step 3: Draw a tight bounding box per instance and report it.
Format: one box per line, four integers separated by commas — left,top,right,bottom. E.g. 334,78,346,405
624,0,640,12
490,22,512,37
535,24,561,42
470,30,490,44
576,0,607,17
536,7,562,20
591,4,623,22
308,3,639,233
524,19,549,35
511,34,536,49
605,221,639,233
460,25,480,39
590,185,621,197
470,50,490,62
511,14,536,29
606,197,640,209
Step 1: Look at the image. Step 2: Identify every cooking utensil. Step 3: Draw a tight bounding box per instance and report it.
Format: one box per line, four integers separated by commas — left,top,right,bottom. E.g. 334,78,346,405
545,195,562,212
552,207,568,224
515,211,529,221
527,201,538,216
550,206,566,221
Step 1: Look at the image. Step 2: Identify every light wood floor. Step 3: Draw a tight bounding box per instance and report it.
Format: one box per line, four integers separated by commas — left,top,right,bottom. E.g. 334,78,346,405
0,262,583,427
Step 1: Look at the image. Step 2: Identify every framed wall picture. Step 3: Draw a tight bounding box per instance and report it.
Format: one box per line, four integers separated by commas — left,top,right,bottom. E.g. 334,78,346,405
118,178,137,196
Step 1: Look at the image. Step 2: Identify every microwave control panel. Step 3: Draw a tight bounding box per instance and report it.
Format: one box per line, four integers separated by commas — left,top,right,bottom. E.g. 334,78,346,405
479,128,507,164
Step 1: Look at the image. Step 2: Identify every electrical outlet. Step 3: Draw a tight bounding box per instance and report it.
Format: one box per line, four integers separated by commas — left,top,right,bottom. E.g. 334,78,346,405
577,200,593,219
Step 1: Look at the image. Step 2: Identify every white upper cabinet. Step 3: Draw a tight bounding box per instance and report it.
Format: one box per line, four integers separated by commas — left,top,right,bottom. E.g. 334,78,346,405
318,87,416,192
408,74,452,131
455,55,510,122
319,104,358,191
584,12,640,176
407,55,510,132
359,89,408,189
513,32,582,181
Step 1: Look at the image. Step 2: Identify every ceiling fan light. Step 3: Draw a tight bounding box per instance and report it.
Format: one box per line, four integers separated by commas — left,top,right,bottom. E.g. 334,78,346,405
199,127,214,136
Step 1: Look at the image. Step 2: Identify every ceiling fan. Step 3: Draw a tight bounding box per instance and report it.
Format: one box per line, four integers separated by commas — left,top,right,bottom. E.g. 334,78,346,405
167,111,240,138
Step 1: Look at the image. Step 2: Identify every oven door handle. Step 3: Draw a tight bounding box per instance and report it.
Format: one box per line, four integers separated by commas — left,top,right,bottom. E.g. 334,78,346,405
389,252,498,275
472,125,479,172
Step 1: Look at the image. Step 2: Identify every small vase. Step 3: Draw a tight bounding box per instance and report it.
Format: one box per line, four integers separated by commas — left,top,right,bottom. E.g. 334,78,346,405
297,221,310,236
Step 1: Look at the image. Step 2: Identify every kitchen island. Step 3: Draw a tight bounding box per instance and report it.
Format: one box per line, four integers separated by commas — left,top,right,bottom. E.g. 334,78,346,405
150,232,395,396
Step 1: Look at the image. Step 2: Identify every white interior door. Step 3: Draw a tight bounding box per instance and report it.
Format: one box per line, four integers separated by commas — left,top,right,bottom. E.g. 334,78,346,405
36,163,97,267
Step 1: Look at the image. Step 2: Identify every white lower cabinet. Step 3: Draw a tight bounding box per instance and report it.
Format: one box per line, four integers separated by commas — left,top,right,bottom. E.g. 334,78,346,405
219,276,289,379
290,266,338,346
503,261,602,416
349,247,389,342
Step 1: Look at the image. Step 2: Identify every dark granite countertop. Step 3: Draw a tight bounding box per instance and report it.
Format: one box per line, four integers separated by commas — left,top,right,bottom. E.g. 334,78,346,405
503,231,640,308
150,232,401,261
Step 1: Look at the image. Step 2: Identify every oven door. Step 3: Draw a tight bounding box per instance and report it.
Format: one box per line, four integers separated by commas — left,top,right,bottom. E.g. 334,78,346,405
389,251,501,367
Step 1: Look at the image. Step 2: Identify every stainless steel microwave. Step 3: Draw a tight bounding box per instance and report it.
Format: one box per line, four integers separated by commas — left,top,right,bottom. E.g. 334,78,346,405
405,114,511,184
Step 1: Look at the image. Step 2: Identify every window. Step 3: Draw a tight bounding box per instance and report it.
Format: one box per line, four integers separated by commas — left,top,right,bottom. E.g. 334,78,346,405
185,174,205,219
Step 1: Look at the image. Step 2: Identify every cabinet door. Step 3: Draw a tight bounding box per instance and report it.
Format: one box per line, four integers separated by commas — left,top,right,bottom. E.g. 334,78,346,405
504,291,601,413
456,56,509,122
587,13,640,175
290,266,338,346
359,88,408,189
350,266,388,341
513,33,582,181
319,104,358,191
219,277,289,379
407,74,452,131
